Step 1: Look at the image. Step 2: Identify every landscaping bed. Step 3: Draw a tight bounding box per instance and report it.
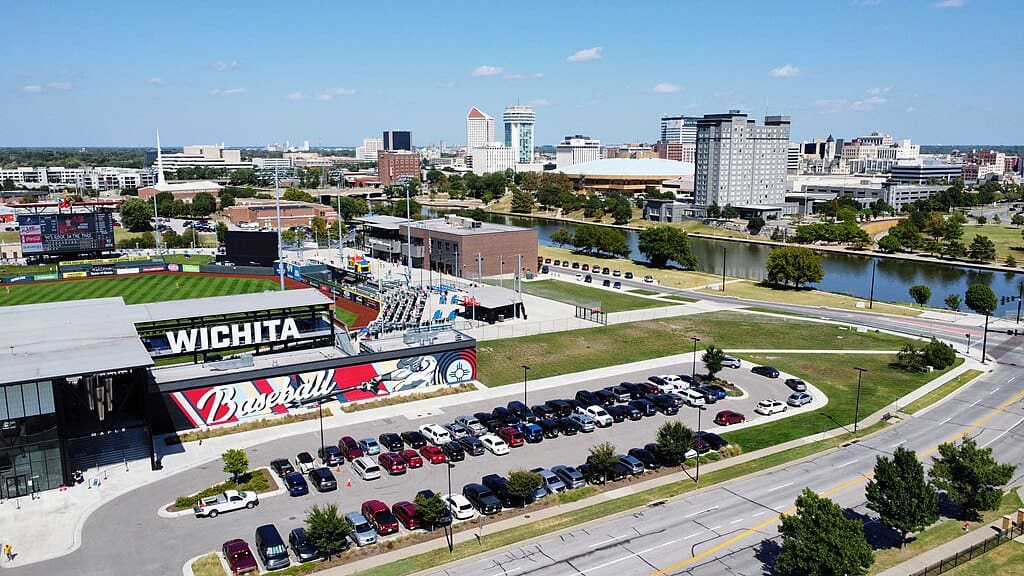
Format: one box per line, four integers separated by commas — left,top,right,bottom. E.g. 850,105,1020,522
169,468,277,512
166,408,334,445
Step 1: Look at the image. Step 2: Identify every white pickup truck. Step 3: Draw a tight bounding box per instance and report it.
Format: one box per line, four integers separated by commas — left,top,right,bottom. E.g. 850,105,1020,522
193,489,259,518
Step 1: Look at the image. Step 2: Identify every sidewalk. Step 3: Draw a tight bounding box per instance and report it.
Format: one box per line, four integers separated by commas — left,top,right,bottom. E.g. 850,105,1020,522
877,487,1024,576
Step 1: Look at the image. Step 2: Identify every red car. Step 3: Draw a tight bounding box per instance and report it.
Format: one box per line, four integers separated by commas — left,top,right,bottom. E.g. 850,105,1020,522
391,500,421,530
339,436,364,461
714,410,746,426
222,539,258,575
419,445,448,464
378,452,407,475
496,427,525,448
399,449,423,468
361,499,400,535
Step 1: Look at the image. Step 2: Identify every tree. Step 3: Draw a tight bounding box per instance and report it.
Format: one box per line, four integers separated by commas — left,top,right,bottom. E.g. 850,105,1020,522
655,421,693,467
119,197,154,232
865,447,938,548
221,449,249,484
1,178,16,191
228,168,259,186
218,192,235,209
510,186,535,213
967,235,997,262
776,488,874,576
877,234,901,254
702,345,726,378
310,217,328,243
587,442,619,478
550,227,573,248
930,437,1016,520
519,171,542,191
282,188,316,203
722,204,739,219
894,343,927,372
747,215,766,235
765,246,825,288
976,215,988,225
944,293,961,312
413,492,448,530
922,338,957,370
637,226,698,269
908,285,932,307
965,284,997,316
506,470,543,506
191,192,217,217
535,182,562,210
306,504,351,560
337,196,369,221
1012,213,1024,227
1007,254,1017,268
706,202,721,219
216,221,228,243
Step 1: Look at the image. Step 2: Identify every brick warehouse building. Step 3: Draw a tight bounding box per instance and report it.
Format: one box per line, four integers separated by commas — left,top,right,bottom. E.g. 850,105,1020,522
224,200,339,228
377,150,421,186
401,215,538,278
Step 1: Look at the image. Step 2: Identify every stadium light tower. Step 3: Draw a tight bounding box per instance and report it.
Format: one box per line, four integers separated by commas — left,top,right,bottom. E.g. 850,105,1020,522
275,167,285,291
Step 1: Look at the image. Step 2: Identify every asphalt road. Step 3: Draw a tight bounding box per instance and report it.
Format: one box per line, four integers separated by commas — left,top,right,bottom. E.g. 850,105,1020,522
9,362,806,576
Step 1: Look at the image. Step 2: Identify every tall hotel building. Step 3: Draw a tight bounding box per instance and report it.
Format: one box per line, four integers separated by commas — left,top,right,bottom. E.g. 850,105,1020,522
466,108,495,149
694,111,790,207
503,105,536,164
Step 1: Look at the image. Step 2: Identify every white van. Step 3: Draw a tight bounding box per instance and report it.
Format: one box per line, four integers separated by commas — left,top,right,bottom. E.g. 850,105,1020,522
680,389,706,407
351,456,382,481
418,423,452,445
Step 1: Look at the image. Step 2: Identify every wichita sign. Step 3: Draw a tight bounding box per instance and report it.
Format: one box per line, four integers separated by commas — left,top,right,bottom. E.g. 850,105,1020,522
166,317,302,354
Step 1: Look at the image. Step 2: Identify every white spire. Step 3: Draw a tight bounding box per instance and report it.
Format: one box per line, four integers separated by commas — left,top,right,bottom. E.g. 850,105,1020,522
156,130,167,186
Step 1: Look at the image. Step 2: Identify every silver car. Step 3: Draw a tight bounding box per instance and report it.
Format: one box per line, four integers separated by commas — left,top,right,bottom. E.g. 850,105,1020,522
345,512,378,546
568,412,596,432
617,454,645,476
551,465,586,489
787,392,813,407
721,356,742,369
531,467,567,493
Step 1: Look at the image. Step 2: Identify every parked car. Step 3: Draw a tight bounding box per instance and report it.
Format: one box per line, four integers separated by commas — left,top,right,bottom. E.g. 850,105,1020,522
649,374,682,393
345,512,378,546
318,445,344,467
254,524,291,571
581,404,614,427
457,435,486,456
378,452,407,475
571,261,580,269
714,410,746,426
391,501,421,530
545,399,575,417
531,404,556,420
473,412,500,433
463,483,503,515
399,449,424,468
618,454,645,476
636,381,660,395
606,385,633,402
557,416,581,435
584,274,593,283
289,527,329,562
693,431,730,451
582,264,590,271
351,456,382,480
418,423,453,445
296,452,315,474
496,426,525,447
752,365,781,378
721,356,742,369
536,418,561,438
785,378,807,392
454,415,486,436
680,389,707,407
602,279,611,287
358,437,382,456
518,422,544,443
613,281,622,289
377,432,404,452
531,467,567,493
577,463,606,485
593,388,619,407
575,390,602,407
629,398,657,417
607,462,630,481
492,406,520,426
642,443,675,467
648,394,679,415
551,465,586,489
568,412,596,432
479,434,510,455
270,458,295,478
420,445,448,464
222,539,258,575
482,473,529,508
619,382,645,399
444,493,477,521
690,386,719,404
701,384,728,400
787,392,813,407
507,400,536,423
605,404,628,423
624,271,634,279
361,500,399,535
441,441,466,461
628,447,661,470
643,275,655,283
445,422,472,440
338,436,363,461
308,467,337,492
400,430,429,448
601,267,611,275
415,490,452,528
755,399,787,415
612,269,622,277
284,472,309,496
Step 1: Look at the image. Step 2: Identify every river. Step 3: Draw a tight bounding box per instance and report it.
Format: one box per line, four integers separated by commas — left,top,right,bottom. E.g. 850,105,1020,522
423,208,1023,317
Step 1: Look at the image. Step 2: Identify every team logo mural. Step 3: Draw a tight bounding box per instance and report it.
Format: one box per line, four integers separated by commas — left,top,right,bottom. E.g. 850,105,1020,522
167,351,476,429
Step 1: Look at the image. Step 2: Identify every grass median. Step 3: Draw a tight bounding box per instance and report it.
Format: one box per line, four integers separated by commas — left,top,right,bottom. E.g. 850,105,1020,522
514,279,667,312
191,552,228,576
477,311,914,386
700,280,923,318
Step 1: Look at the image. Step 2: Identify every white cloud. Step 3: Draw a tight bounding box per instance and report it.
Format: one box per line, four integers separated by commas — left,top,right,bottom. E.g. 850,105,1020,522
566,47,603,62
211,87,246,96
651,82,681,94
21,84,43,93
534,72,544,78
769,64,802,78
851,95,887,111
471,65,503,77
285,92,305,100
906,106,918,113
47,81,72,91
211,60,239,71
934,0,966,7
316,87,355,100
529,98,550,107
853,0,882,5
148,76,165,86
866,86,892,95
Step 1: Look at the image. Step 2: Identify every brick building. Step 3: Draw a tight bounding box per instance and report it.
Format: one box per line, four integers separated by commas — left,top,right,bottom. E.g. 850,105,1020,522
377,150,420,186
224,200,338,228
400,215,538,277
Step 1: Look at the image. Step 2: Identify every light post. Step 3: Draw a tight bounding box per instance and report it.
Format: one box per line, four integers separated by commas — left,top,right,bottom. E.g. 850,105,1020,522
695,405,706,482
522,365,530,407
690,337,700,382
868,259,877,309
965,333,971,358
981,313,990,365
446,461,455,553
274,166,285,291
720,247,726,292
853,367,867,434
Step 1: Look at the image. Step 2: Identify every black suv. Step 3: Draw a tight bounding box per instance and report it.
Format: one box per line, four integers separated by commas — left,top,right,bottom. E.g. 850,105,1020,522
531,404,556,420
457,435,486,456
628,398,657,417
462,483,502,515
648,394,679,415
536,418,561,439
605,405,628,423
575,390,602,407
506,401,535,423
400,430,428,448
318,445,344,466
752,365,781,378
557,417,581,435
577,463,606,485
593,389,618,407
441,441,466,461
308,467,337,492
619,382,646,400
481,474,529,508
377,433,404,452
270,458,295,478
544,399,574,418
492,406,520,426
628,447,661,470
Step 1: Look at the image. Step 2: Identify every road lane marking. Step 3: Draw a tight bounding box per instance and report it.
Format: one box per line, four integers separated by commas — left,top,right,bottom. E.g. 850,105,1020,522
970,399,982,407
767,482,793,492
939,418,951,425
589,536,623,548
1009,377,1016,383
730,518,744,524
989,387,1000,395
890,439,907,448
684,506,717,518
683,531,703,540
485,569,521,576
980,416,1024,449
647,385,1024,576
837,460,858,468
752,511,767,517
708,525,721,532
567,538,680,576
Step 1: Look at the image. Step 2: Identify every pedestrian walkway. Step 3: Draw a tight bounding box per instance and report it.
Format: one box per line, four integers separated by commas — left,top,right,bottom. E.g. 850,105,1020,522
876,487,1024,576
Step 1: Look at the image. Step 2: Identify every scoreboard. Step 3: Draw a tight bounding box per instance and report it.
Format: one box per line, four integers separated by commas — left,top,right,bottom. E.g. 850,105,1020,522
18,211,116,255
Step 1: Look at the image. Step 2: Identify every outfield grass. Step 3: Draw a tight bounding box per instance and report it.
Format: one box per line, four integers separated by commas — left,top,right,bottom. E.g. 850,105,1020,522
537,245,719,289
963,222,1024,263
702,280,923,317
476,311,914,386
0,274,279,306
902,369,984,414
518,279,667,312
335,307,358,327
721,353,963,452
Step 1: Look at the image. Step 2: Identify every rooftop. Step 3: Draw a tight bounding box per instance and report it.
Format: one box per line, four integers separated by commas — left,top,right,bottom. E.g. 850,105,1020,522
144,181,222,192
127,288,332,323
354,214,412,231
559,158,695,178
401,217,531,236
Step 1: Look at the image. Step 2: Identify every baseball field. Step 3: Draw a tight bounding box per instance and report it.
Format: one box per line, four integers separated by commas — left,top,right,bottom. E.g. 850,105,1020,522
0,273,280,307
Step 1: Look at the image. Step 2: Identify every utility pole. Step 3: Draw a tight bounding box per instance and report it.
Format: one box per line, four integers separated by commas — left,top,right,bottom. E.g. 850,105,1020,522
152,194,161,254
853,367,867,434
868,260,876,309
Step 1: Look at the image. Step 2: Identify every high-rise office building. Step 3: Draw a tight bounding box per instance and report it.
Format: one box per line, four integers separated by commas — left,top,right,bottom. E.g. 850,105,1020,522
356,138,383,161
556,135,602,169
694,110,790,207
382,130,412,151
660,115,699,145
466,108,495,149
469,142,516,175
503,105,536,164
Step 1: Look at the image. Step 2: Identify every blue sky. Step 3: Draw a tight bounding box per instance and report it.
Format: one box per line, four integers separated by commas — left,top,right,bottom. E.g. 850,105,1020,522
3,0,1021,147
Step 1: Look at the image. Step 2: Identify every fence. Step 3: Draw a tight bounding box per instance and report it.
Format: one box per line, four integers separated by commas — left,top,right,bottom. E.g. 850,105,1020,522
910,520,1024,576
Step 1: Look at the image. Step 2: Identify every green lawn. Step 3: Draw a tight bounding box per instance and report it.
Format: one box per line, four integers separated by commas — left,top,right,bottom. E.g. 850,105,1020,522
723,353,963,452
963,222,1024,263
628,288,659,296
942,540,1024,576
517,279,667,312
191,553,228,576
700,280,923,317
476,311,914,386
0,263,61,276
0,274,279,306
335,307,357,327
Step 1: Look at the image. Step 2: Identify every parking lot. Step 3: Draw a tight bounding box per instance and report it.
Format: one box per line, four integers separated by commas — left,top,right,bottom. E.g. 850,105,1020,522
177,359,818,567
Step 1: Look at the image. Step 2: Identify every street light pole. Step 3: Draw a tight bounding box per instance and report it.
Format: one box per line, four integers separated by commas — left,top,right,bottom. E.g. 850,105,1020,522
446,461,454,553
981,313,990,364
318,403,325,456
275,167,285,291
721,247,726,292
522,365,530,407
853,367,867,434
695,405,705,482
691,337,701,381
868,259,876,310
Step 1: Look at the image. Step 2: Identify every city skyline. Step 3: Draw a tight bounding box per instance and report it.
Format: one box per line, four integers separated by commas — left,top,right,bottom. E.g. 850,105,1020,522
3,0,1022,146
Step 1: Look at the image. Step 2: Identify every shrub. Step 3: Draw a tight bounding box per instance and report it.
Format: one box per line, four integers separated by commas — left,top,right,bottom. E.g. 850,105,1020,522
718,445,743,459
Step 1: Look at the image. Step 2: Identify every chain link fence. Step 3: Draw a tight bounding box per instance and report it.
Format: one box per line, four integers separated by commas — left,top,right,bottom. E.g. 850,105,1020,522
910,521,1023,576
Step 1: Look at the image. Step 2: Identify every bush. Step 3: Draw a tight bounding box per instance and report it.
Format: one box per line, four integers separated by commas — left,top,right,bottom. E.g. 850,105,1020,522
718,445,743,459
171,469,273,511
922,338,957,370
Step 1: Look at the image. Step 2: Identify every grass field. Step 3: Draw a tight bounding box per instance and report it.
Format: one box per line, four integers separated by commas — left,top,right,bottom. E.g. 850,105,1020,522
190,553,227,576
963,222,1024,264
722,353,962,452
537,245,719,289
335,307,357,327
0,274,279,306
517,279,667,312
475,311,913,386
942,540,1024,576
701,280,924,317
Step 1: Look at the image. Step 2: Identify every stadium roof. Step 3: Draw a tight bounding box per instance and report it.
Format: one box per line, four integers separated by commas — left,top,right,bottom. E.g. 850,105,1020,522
467,284,519,309
0,298,153,385
558,158,695,178
144,181,222,192
127,288,332,323
354,214,411,230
